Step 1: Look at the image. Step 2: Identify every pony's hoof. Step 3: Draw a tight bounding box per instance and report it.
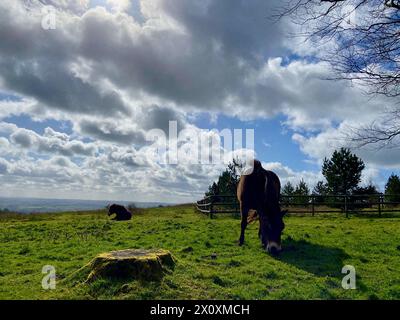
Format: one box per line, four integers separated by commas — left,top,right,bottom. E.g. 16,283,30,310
266,245,282,256
237,240,244,246
268,247,279,256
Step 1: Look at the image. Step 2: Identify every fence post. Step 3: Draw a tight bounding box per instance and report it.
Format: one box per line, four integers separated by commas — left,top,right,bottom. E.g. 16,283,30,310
209,197,214,219
311,195,315,216
345,195,348,218
378,193,382,217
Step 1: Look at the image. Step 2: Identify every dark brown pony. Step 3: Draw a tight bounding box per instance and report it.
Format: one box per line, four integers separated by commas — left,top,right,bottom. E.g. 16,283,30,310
237,160,286,254
107,204,132,221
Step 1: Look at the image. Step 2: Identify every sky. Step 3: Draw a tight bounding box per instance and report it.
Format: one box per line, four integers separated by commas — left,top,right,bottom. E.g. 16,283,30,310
0,0,399,203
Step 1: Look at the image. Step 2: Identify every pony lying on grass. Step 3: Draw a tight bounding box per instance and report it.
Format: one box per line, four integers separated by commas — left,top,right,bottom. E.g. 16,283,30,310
107,204,132,221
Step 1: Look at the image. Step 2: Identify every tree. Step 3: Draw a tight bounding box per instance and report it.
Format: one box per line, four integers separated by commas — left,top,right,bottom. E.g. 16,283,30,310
278,1,400,148
217,170,235,196
347,109,400,149
322,148,365,195
205,158,244,200
278,0,400,98
281,181,295,206
225,157,244,194
352,183,380,209
385,173,400,204
353,184,379,196
312,180,330,204
205,182,219,197
294,179,310,206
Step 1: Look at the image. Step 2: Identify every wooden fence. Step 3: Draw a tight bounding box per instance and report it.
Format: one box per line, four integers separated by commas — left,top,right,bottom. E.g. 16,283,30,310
196,194,400,218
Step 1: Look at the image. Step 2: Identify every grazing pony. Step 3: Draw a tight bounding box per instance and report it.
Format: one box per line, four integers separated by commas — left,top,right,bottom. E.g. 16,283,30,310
107,204,132,221
237,160,286,254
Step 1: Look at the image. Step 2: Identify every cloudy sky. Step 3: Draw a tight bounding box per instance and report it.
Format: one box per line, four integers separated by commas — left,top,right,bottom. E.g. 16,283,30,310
0,0,398,203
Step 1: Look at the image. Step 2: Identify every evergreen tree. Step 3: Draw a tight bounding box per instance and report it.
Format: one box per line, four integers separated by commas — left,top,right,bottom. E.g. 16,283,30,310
352,183,380,209
385,174,400,204
294,179,310,206
353,184,379,195
205,182,219,197
281,181,295,206
205,158,244,200
312,180,330,204
322,148,365,195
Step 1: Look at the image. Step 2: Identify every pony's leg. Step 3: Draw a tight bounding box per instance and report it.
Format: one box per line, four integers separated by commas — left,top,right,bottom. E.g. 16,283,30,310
258,210,268,248
238,205,249,246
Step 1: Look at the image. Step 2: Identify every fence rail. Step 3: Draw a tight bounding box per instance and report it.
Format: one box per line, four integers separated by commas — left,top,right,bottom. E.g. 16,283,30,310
195,194,400,217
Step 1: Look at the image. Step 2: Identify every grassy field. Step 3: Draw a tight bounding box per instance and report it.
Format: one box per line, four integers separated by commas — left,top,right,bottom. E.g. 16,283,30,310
1,205,400,300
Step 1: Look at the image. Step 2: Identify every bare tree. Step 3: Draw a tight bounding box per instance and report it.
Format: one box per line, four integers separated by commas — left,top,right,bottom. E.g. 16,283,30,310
346,108,400,148
277,1,400,148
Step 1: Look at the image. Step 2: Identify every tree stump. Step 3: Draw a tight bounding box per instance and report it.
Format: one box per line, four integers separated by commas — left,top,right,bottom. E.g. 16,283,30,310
86,249,175,282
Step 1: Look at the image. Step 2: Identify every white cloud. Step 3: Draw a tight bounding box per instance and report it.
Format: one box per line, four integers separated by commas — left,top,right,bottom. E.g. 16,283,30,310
7,124,98,157
262,161,322,189
0,97,37,120
10,129,35,148
0,122,232,202
292,120,400,170
0,157,8,174
106,0,131,12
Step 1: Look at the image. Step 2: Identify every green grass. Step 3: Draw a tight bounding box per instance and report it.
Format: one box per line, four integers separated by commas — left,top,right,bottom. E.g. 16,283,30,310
1,205,400,300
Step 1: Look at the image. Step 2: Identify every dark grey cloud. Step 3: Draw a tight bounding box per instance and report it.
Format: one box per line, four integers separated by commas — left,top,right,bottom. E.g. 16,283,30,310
0,2,130,117
160,0,287,62
0,57,131,117
140,105,186,133
77,119,147,145
75,104,186,145
0,0,389,133
0,0,292,124
75,1,290,113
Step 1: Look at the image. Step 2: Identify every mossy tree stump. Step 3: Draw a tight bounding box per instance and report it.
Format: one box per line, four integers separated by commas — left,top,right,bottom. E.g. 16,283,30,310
86,249,175,282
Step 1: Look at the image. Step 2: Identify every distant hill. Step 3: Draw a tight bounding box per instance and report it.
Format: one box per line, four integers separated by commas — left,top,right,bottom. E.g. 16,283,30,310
0,197,175,214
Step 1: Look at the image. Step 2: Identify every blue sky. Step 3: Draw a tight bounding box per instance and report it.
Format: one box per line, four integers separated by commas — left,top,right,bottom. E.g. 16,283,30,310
3,115,73,136
193,113,317,172
0,0,398,202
